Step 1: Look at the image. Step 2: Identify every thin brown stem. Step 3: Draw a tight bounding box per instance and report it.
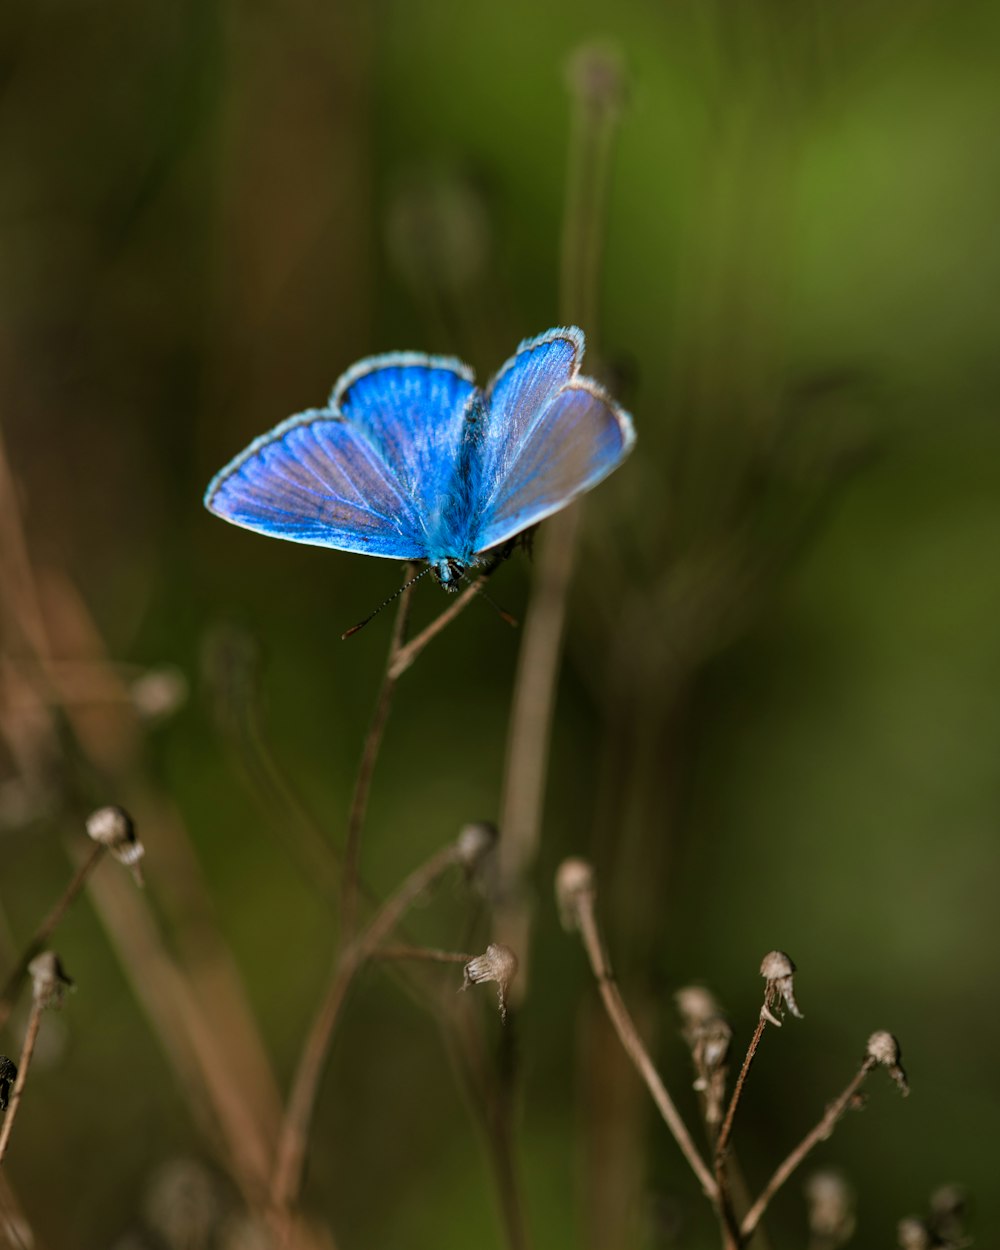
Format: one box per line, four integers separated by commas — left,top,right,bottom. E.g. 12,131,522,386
715,1014,768,1166
571,891,717,1201
713,1011,771,1249
340,565,417,941
272,841,461,1220
373,945,472,965
740,1059,875,1242
493,46,623,997
0,999,42,1165
386,574,487,680
0,843,104,1031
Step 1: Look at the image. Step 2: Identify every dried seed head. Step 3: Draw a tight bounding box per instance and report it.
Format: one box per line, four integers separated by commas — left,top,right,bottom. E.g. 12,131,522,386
86,804,145,883
144,1157,226,1248
866,1031,909,1095
804,1170,856,1245
555,858,595,931
130,666,188,722
0,1056,17,1110
760,950,802,1023
565,42,628,119
462,944,519,1023
455,822,497,874
28,952,73,1009
929,1183,968,1244
897,1217,932,1250
675,985,722,1031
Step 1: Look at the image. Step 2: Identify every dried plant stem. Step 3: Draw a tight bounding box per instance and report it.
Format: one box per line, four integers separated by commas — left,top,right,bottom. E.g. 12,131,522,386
373,944,471,965
340,566,417,941
740,1058,875,1242
439,994,528,1250
386,573,489,680
272,842,461,1220
570,890,717,1201
0,843,104,1031
715,1014,768,1166
0,1172,37,1250
0,998,42,1165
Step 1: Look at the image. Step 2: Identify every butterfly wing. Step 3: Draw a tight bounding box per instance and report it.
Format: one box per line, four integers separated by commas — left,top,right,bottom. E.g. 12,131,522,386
474,377,635,552
205,354,478,559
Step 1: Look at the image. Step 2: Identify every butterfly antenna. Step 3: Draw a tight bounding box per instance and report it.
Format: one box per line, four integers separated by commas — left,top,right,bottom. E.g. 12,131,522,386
342,566,430,640
466,572,518,629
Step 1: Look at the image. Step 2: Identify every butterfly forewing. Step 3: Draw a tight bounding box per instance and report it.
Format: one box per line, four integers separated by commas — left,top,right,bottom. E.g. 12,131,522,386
205,414,427,557
482,329,584,490
474,379,634,554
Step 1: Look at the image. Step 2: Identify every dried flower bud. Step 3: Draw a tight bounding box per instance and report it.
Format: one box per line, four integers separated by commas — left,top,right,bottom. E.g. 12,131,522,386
804,1170,856,1245
0,1057,16,1111
130,666,189,722
675,985,722,1031
144,1157,226,1248
866,1031,909,1095
929,1183,968,1244
565,42,628,120
86,805,145,883
28,952,73,1009
760,950,802,1024
455,822,497,874
897,1216,932,1250
555,858,595,931
462,944,519,1022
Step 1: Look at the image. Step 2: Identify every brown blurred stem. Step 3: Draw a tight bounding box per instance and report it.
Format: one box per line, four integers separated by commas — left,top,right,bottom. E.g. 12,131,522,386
0,844,103,1032
272,841,462,1222
494,43,623,991
567,885,717,1201
0,999,42,1165
740,1057,876,1242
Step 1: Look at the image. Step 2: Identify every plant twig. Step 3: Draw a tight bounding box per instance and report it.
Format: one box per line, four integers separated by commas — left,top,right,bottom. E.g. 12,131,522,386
0,1003,43,1165
0,843,104,1032
386,574,489,680
715,1014,768,1168
373,945,472,965
493,44,625,999
272,841,462,1220
340,565,418,941
557,861,717,1201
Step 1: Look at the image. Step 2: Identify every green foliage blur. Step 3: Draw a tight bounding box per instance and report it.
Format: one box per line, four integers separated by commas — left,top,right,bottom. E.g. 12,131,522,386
1,1,998,1247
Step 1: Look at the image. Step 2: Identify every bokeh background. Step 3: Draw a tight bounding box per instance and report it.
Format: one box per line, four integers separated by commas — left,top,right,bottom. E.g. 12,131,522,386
1,1,998,1247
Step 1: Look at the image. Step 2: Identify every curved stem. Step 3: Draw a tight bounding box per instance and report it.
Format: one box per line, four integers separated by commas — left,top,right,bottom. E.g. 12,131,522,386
0,844,104,1032
340,565,417,941
572,892,717,1201
272,842,461,1218
0,1000,43,1165
740,1059,875,1242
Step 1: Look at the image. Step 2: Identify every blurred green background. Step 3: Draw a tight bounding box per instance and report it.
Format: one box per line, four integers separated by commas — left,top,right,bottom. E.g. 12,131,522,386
1,1,998,1247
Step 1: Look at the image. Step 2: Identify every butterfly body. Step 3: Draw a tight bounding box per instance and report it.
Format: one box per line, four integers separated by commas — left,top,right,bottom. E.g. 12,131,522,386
205,327,634,586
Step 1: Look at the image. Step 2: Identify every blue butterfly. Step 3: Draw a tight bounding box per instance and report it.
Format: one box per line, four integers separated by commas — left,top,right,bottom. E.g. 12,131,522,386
204,326,634,589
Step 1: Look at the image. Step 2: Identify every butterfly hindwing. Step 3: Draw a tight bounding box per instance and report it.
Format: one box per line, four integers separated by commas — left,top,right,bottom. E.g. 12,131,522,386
333,355,477,523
